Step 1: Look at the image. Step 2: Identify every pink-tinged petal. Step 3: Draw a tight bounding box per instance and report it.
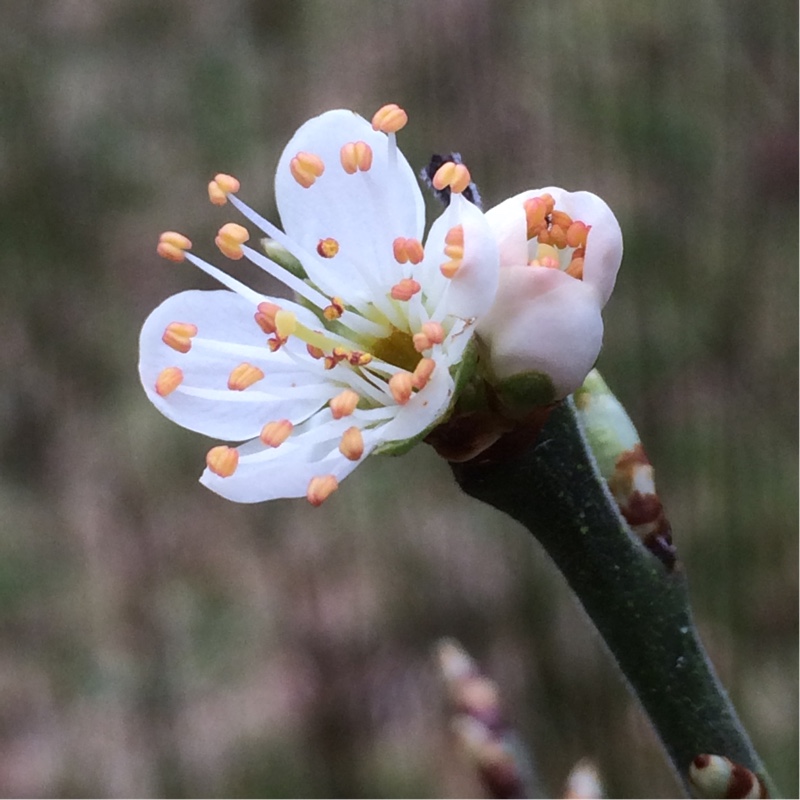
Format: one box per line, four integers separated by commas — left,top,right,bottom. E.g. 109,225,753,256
476,266,604,398
484,194,530,267
139,290,337,441
275,109,425,290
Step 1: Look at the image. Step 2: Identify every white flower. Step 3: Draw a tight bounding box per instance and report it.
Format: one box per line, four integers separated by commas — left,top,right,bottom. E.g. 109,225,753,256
139,106,499,505
476,187,623,400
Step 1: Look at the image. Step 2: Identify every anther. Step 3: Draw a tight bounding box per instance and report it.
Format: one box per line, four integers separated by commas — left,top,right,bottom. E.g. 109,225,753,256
260,419,293,447
390,278,421,301
289,152,325,188
254,302,281,335
307,344,324,359
330,389,359,419
307,474,339,506
348,351,373,367
157,231,192,262
323,297,345,320
440,259,461,279
208,173,241,205
215,222,250,260
227,362,265,391
432,162,471,194
162,322,198,353
392,237,425,265
412,357,436,389
339,427,364,461
566,221,591,249
550,210,573,230
340,141,373,174
371,103,408,133
316,237,340,258
413,321,445,352
206,445,238,478
389,371,414,405
445,225,464,246
155,366,183,396
566,257,584,280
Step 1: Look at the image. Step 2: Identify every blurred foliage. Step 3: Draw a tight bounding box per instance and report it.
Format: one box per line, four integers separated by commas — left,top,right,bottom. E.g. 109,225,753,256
0,0,796,797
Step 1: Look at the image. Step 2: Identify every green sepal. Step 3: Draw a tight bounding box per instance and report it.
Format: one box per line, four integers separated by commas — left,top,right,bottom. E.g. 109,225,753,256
261,238,307,280
493,369,557,414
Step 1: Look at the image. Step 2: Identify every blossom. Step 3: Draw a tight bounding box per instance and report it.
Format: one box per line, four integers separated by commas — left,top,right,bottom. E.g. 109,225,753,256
476,188,622,402
139,105,499,504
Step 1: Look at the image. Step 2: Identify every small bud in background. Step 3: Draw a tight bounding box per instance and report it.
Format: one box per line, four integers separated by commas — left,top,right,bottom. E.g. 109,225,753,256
260,236,307,279
574,370,676,570
688,754,768,799
563,758,604,799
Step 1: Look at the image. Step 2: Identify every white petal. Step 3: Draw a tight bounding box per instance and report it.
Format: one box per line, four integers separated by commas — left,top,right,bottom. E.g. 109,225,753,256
476,266,604,398
275,109,425,293
484,195,530,267
139,290,337,440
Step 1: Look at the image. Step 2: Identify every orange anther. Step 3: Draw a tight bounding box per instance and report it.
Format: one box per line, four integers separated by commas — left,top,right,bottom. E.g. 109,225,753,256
348,351,372,367
548,223,567,249
330,389,359,419
390,278,421,301
389,371,414,405
392,237,425,265
206,445,238,478
524,197,548,236
411,357,436,389
432,162,471,194
157,231,192,262
307,474,339,506
317,237,340,258
267,337,285,352
444,242,464,259
566,221,591,249
215,173,240,194
371,103,408,133
445,225,464,246
254,302,281,334
289,151,325,188
307,343,325,359
565,257,584,280
550,210,573,230
208,181,227,206
162,322,198,354
260,419,293,447
155,366,183,396
215,222,250,260
440,259,461,279
339,427,365,461
323,297,345,320
227,362,265,391
340,141,373,174
421,321,445,344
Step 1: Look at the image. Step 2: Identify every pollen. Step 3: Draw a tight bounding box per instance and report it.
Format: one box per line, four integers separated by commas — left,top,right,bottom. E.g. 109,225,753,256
392,237,424,264
155,366,183,396
206,445,238,478
316,237,340,258
215,222,250,260
390,278,421,301
371,103,408,133
432,161,471,195
307,474,339,506
227,362,265,391
330,389,359,419
323,297,345,320
254,302,281,335
411,357,436,389
208,173,241,205
162,322,198,353
389,371,414,405
157,231,192,262
260,419,293,447
340,141,373,174
339,427,365,461
289,151,325,188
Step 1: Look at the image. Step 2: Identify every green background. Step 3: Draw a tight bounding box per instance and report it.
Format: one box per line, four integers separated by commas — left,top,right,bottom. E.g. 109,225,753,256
1,1,796,796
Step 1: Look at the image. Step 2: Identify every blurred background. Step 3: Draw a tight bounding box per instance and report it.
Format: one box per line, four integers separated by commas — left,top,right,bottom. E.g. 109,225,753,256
0,0,796,796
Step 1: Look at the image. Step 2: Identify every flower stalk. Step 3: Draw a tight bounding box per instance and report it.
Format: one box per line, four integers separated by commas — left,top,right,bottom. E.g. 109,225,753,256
450,400,778,797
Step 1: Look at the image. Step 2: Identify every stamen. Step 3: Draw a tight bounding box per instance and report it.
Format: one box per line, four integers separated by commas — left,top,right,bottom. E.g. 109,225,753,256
162,322,198,353
413,321,445,352
432,162,471,195
307,474,339,506
340,141,374,174
551,210,573,230
208,173,241,206
566,257,584,280
440,259,461,279
523,194,555,238
316,237,340,258
260,419,293,447
371,103,408,133
215,222,250,260
323,297,346,320
289,152,325,188
330,389,359,419
411,358,436,389
348,351,373,367
206,445,238,478
307,344,324,359
566,221,591,249
227,362,265,391
392,237,425,264
445,225,464,246
157,231,192,262
390,278,421,301
254,302,281,335
339,427,365,461
155,366,183,396
547,224,568,249
389,371,414,405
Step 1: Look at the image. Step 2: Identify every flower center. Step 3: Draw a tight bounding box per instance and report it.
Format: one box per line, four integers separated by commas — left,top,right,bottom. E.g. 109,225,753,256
369,327,422,374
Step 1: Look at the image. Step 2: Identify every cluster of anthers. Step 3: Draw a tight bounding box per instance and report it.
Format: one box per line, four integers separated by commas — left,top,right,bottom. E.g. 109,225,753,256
523,193,590,279
140,104,498,505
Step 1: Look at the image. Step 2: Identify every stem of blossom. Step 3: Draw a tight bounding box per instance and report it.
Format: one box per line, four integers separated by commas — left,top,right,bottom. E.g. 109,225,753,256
450,401,779,798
